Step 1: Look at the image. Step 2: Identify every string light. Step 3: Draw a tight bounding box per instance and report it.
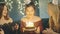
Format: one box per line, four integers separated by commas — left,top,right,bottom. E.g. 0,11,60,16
5,0,39,16
5,0,7,2
18,1,21,4
35,1,38,6
17,0,25,16
24,0,31,4
5,0,13,11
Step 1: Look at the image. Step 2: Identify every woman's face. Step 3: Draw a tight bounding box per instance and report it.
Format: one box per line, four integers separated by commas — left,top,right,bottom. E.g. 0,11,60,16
2,6,8,16
25,6,35,16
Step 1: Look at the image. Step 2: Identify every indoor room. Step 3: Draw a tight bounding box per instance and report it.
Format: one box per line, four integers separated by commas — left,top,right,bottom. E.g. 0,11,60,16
0,0,60,34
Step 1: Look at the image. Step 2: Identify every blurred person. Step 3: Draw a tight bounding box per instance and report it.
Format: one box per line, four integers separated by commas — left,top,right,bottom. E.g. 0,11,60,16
0,3,13,25
0,3,13,34
20,2,43,34
11,23,20,34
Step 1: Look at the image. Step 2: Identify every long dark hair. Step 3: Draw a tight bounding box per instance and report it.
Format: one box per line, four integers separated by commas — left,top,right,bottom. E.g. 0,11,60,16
0,3,9,20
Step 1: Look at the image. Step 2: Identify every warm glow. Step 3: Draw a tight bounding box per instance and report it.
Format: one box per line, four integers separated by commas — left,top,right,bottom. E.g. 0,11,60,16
26,21,34,27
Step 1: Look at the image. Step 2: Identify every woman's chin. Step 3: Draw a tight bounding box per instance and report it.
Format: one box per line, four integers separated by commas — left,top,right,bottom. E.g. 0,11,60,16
3,15,6,16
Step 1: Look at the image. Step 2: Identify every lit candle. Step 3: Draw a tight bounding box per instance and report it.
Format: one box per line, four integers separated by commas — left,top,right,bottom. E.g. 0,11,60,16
26,21,34,27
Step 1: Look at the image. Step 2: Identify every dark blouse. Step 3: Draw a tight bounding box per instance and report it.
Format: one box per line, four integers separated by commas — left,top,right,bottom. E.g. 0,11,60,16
1,23,12,34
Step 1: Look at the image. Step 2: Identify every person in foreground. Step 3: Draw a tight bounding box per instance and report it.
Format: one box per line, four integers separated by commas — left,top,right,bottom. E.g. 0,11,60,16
20,2,43,34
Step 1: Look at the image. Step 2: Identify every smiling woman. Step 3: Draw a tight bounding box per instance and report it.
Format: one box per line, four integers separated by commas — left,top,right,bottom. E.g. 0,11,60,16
20,1,43,34
0,3,13,25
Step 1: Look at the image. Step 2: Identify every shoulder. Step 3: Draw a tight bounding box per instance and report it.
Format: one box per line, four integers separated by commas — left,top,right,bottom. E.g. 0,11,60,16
34,16,42,21
8,17,13,23
21,17,27,22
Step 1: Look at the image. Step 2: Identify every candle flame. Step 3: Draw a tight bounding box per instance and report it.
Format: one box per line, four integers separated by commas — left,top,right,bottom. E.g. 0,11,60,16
26,21,34,27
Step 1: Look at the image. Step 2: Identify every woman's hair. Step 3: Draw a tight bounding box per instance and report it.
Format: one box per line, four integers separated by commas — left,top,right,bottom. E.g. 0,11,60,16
25,1,35,11
0,3,9,20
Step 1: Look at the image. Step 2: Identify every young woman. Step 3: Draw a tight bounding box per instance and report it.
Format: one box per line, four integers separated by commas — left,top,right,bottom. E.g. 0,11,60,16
20,2,43,34
0,3,13,25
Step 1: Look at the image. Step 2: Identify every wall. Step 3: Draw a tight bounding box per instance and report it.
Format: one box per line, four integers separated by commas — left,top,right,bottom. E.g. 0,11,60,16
39,0,50,18
0,0,50,21
48,0,52,2
58,0,60,5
